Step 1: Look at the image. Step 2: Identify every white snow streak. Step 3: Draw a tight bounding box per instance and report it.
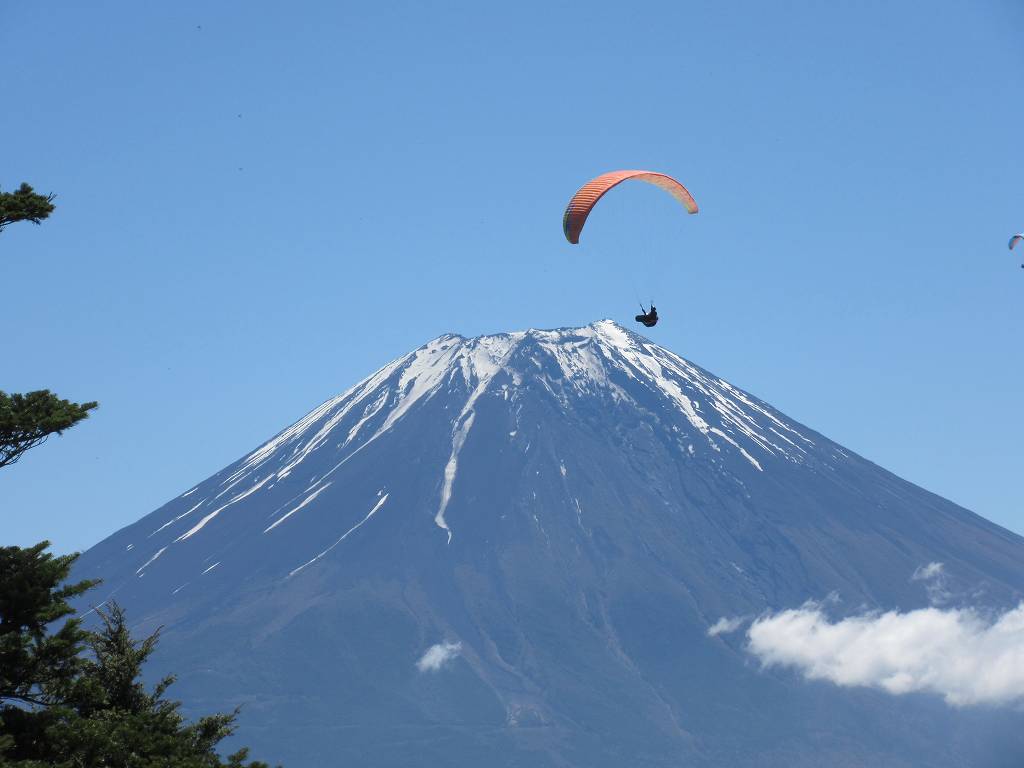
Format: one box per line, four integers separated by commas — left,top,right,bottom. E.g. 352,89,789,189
587,320,811,469
264,483,333,533
176,475,273,541
573,497,585,530
296,336,500,491
436,412,472,544
151,498,207,536
435,334,523,543
135,546,167,575
289,493,389,577
218,353,412,490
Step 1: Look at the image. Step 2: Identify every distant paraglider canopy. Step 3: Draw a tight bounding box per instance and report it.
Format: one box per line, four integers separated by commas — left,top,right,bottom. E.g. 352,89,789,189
562,170,698,244
1010,234,1024,268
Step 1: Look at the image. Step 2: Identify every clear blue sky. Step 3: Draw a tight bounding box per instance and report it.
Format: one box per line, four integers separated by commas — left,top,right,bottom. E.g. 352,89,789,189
4,0,1023,553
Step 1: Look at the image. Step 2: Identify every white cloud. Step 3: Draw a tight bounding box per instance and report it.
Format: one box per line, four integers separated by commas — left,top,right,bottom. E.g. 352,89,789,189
912,562,944,581
416,641,462,672
911,562,951,605
707,616,745,636
746,602,1024,707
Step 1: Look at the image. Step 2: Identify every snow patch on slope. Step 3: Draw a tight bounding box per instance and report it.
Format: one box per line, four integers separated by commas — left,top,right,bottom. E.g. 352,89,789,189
589,320,812,468
151,498,206,537
136,546,167,575
435,334,524,543
289,493,389,577
176,475,273,541
264,483,333,533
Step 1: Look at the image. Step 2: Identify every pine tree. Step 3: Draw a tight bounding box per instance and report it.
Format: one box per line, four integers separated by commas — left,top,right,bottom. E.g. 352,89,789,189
0,548,278,765
0,544,96,708
0,391,98,469
1,185,96,471
0,184,54,232
31,603,275,767
0,544,96,765
1,183,279,766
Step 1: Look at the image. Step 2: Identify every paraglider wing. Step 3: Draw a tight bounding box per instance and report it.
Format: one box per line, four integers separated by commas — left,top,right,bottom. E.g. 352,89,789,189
1009,234,1024,251
562,170,698,244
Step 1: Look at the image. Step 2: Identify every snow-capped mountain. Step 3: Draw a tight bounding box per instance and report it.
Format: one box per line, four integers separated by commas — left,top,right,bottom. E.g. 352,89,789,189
74,321,1024,768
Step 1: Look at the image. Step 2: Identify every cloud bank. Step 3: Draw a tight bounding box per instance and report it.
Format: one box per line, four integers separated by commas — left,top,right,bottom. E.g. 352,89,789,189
416,641,462,672
747,602,1024,707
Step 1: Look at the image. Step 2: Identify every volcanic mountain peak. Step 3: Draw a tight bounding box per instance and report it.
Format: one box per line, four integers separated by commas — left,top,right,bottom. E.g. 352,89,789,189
74,320,1024,768
164,320,818,550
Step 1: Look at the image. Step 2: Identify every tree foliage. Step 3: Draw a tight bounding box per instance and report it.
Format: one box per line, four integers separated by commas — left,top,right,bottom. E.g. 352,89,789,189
0,184,55,233
1,178,275,766
0,183,96,472
0,543,97,710
0,548,276,767
0,391,98,469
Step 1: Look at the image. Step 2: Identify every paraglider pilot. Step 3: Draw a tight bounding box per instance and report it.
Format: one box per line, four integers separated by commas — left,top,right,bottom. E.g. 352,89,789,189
635,303,658,328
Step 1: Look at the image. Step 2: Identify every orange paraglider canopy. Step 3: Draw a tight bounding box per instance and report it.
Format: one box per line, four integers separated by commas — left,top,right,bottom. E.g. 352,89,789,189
562,170,698,244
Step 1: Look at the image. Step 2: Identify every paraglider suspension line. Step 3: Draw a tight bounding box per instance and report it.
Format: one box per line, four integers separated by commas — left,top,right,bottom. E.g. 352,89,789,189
630,281,646,315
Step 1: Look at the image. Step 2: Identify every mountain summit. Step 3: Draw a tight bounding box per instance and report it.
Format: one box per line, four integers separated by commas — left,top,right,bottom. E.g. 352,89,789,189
75,321,1024,767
